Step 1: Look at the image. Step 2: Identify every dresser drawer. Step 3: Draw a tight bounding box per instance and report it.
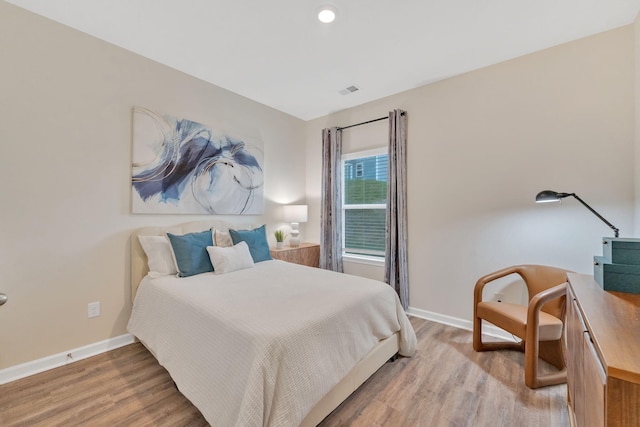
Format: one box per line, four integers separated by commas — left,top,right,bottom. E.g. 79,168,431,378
582,331,606,427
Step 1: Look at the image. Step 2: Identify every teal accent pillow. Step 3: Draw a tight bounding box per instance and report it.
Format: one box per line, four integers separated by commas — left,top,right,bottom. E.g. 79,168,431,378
229,225,272,263
167,229,214,277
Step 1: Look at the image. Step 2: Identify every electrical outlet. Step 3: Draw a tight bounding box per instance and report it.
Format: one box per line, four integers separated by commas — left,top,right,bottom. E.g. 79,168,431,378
88,301,101,318
494,292,505,303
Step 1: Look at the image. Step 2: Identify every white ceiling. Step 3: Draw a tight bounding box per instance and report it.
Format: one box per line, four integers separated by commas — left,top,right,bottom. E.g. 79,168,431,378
6,0,640,120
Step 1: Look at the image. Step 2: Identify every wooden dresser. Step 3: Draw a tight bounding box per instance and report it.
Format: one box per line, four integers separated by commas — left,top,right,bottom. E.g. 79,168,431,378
566,273,640,426
269,243,320,268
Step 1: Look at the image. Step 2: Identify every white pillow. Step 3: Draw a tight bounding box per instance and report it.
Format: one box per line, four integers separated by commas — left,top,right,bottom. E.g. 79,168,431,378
206,241,255,274
138,235,179,278
214,229,233,247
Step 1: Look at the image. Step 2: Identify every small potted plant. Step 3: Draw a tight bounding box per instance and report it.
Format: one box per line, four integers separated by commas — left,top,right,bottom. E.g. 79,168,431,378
274,229,285,248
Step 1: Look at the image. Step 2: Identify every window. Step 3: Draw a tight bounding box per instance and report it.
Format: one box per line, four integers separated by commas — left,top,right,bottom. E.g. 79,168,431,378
342,148,388,258
345,163,353,179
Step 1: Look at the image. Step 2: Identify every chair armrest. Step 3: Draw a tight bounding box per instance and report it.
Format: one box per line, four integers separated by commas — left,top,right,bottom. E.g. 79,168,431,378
473,266,521,305
527,282,567,316
526,283,567,340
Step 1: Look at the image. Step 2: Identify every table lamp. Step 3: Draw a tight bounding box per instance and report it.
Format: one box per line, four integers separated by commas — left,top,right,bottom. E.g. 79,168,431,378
283,204,308,247
535,190,619,237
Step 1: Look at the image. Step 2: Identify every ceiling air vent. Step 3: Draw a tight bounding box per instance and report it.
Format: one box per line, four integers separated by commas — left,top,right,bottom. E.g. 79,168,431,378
338,85,360,96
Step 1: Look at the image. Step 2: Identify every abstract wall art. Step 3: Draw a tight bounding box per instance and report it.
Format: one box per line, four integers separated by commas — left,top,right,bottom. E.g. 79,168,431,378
131,107,264,214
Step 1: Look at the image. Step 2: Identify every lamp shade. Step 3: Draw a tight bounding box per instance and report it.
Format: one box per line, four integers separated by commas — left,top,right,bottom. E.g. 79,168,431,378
283,205,308,223
535,190,572,203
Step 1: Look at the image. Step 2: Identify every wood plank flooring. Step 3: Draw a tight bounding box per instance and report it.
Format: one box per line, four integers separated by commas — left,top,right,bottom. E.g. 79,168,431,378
0,317,569,426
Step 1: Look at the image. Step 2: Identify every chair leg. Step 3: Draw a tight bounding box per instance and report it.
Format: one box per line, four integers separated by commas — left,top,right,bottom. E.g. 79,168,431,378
473,316,483,352
524,339,567,388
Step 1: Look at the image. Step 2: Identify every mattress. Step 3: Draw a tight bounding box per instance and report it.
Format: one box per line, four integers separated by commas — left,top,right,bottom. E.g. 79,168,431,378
127,259,416,426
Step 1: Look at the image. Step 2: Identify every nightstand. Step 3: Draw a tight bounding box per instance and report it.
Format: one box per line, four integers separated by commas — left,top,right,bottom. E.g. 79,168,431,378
270,243,320,268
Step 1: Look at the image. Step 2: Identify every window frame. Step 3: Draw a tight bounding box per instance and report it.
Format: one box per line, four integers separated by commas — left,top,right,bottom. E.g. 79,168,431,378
341,147,388,263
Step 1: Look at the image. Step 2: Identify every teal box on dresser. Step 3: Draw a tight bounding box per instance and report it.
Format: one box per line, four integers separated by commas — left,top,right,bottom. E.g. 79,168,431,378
602,237,640,265
593,256,640,294
594,237,640,294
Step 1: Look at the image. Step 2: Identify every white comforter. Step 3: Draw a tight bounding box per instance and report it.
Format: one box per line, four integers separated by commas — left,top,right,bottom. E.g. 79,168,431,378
127,260,416,427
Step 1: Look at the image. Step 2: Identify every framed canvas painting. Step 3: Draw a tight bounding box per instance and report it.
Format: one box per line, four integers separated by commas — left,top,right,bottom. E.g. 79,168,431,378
131,107,264,214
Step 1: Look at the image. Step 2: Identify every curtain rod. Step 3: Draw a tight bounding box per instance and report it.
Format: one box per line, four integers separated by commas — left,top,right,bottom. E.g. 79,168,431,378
336,111,405,131
337,116,386,131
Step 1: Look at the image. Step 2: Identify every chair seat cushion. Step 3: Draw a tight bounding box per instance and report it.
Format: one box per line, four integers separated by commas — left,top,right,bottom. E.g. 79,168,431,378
477,301,563,341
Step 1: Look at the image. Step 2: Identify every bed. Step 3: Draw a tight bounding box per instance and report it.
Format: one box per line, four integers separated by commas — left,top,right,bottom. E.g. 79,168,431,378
127,221,416,427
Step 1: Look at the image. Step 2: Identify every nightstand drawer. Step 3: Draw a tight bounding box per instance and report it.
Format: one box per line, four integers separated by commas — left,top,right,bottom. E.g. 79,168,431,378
270,243,320,268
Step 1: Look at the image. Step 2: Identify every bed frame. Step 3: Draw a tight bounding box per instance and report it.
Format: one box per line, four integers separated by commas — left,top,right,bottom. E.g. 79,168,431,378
130,221,399,426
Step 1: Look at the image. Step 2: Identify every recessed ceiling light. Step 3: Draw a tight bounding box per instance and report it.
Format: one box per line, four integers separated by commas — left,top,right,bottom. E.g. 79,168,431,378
318,7,336,23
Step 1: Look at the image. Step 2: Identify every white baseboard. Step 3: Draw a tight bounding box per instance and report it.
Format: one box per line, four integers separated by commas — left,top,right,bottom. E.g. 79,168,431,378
0,333,135,385
407,306,518,343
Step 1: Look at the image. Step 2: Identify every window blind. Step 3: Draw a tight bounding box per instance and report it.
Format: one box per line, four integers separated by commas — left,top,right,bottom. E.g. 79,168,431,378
343,152,388,256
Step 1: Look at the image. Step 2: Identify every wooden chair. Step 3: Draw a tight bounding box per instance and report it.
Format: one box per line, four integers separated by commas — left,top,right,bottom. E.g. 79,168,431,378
473,265,570,388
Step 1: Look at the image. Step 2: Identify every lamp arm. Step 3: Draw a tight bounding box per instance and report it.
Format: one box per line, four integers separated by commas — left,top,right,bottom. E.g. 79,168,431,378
571,194,619,238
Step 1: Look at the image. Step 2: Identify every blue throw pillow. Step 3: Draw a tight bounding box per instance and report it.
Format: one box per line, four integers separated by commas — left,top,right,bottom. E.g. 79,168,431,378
167,229,214,277
229,225,272,263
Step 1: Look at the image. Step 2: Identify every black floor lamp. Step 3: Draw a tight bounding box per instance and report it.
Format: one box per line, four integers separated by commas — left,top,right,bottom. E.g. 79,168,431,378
535,190,619,238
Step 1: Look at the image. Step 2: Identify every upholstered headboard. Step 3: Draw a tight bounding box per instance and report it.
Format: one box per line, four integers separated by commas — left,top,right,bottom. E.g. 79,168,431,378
131,220,248,301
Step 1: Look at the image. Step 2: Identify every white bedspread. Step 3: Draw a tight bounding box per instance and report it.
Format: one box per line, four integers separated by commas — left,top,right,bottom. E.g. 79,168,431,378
127,260,416,427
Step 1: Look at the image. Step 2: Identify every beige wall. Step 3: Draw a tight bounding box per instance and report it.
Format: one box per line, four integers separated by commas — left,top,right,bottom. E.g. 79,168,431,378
0,3,306,370
1,2,637,373
306,26,635,320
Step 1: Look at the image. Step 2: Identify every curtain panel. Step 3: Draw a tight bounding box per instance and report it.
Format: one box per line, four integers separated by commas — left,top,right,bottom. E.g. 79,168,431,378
320,127,343,272
385,110,409,310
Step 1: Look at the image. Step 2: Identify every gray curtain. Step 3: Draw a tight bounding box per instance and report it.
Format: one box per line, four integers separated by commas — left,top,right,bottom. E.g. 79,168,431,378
385,110,409,309
320,127,343,272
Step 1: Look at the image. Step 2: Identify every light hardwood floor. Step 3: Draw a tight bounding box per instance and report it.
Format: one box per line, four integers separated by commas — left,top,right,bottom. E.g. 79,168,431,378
0,317,569,426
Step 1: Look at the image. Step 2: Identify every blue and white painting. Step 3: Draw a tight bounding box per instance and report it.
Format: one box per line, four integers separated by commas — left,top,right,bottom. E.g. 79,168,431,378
131,107,264,214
